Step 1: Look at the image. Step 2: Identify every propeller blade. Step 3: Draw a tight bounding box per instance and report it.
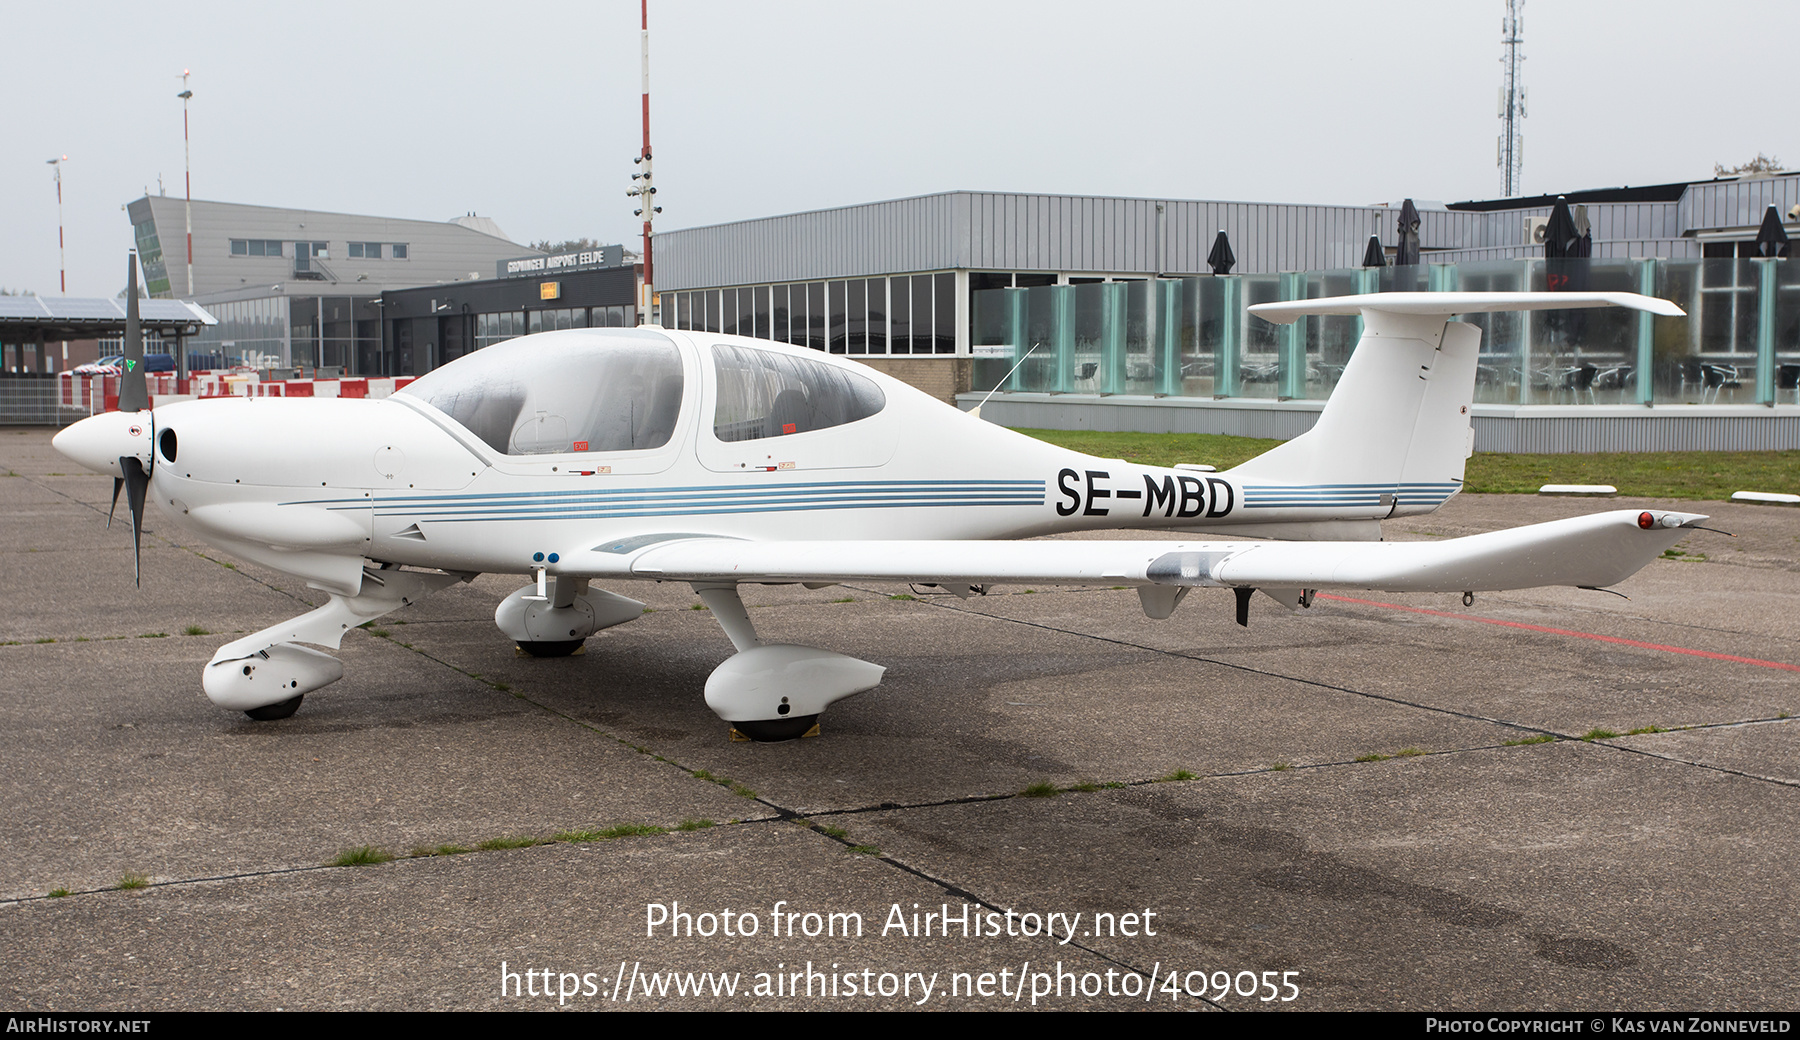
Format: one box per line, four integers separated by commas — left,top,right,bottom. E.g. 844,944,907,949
119,252,149,413
107,476,123,529
120,455,149,587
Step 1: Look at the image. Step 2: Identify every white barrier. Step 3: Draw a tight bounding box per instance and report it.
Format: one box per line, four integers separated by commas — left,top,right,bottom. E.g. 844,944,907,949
60,371,415,413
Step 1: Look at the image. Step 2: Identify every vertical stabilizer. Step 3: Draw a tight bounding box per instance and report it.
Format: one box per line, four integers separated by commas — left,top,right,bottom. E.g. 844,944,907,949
1226,310,1477,491
1228,292,1683,513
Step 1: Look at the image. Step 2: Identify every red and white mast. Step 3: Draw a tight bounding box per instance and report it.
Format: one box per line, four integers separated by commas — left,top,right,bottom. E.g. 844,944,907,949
628,0,661,324
47,156,67,293
178,70,194,297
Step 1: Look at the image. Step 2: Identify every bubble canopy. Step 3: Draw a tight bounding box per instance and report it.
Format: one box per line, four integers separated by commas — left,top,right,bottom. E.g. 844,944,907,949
401,328,684,455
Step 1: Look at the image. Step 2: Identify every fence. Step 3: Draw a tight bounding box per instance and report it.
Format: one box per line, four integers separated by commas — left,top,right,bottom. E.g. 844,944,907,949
0,376,61,425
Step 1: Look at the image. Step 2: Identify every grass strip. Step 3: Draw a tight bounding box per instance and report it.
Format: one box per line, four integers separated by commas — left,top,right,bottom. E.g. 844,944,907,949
1013,428,1797,501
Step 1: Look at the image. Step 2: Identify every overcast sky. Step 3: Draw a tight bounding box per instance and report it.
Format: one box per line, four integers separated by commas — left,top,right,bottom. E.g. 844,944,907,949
6,0,1791,297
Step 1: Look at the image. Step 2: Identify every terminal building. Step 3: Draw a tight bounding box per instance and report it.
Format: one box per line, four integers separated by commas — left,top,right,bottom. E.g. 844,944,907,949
127,196,540,373
377,247,638,376
653,177,1800,451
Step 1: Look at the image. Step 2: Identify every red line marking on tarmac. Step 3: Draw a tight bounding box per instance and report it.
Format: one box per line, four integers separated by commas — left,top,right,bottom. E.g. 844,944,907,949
1317,594,1800,672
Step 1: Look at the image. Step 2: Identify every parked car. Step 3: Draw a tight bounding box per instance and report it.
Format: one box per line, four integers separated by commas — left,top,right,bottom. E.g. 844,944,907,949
73,353,180,375
72,356,123,375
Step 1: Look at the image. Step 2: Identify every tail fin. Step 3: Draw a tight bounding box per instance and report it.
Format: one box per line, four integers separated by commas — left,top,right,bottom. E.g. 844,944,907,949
1226,292,1682,505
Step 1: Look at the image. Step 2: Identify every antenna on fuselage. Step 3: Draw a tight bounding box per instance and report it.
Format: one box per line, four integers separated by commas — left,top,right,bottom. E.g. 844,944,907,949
968,343,1040,422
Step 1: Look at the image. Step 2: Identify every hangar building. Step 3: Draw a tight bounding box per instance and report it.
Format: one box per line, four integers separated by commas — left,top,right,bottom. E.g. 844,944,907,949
652,177,1800,451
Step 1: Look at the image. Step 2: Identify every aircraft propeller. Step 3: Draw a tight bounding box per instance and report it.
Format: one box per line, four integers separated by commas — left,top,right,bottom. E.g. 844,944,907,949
118,455,150,585
52,253,163,587
111,253,152,585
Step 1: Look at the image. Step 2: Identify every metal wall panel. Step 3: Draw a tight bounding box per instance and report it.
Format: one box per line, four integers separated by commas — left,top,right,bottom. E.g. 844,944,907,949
1371,200,1686,254
1681,176,1800,233
1471,413,1800,452
136,196,530,302
662,192,1409,288
1590,201,1683,243
659,193,969,289
657,175,1800,291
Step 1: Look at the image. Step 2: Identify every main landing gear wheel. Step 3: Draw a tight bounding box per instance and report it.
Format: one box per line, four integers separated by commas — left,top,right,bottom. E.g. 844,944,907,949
516,639,584,658
244,694,303,721
730,714,821,743
694,585,885,743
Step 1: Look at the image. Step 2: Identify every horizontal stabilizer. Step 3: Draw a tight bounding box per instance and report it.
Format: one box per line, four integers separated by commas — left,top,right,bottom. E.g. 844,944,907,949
1249,291,1684,324
1227,291,1684,496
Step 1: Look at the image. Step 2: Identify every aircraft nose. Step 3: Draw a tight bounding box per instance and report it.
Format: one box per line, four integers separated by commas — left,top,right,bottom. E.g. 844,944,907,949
53,411,154,479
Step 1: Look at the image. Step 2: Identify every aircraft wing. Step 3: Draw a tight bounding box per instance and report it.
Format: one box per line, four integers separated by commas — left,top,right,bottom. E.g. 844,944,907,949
559,509,1705,594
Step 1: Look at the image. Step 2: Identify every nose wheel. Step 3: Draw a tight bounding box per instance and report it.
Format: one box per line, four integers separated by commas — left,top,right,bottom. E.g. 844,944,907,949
243,694,304,721
516,639,585,658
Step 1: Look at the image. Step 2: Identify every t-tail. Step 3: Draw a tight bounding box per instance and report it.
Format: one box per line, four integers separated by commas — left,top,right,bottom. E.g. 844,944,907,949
1223,292,1684,519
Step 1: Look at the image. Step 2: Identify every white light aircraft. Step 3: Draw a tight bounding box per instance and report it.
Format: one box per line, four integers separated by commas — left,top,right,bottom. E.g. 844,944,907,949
57,256,1699,739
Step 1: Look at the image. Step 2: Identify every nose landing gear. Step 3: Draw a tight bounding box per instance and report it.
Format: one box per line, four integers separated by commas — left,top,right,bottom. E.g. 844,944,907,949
204,568,468,720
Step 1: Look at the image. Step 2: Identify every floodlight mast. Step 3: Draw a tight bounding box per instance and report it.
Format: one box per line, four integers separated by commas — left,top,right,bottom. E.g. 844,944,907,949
1498,0,1526,198
633,0,659,325
178,70,194,297
47,156,67,294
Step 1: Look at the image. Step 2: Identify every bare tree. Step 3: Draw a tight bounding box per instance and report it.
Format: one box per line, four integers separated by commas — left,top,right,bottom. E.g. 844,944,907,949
1714,152,1786,177
529,237,604,254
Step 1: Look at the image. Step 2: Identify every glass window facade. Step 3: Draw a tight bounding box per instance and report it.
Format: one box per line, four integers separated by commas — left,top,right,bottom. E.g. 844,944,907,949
968,257,1800,407
131,218,172,297
182,296,288,366
286,296,380,371
470,307,632,355
667,273,958,358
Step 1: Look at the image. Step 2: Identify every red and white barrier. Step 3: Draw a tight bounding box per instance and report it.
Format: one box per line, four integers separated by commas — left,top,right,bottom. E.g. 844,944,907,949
61,371,417,414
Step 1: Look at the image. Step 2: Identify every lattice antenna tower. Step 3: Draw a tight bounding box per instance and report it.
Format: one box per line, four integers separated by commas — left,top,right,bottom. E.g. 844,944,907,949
1497,0,1527,197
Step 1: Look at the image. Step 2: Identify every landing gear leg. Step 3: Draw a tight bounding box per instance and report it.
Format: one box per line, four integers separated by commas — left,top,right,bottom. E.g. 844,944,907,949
495,576,645,656
204,568,470,718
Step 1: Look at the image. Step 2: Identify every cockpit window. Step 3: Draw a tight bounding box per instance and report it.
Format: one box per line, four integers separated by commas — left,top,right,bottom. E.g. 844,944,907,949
711,343,885,442
401,329,684,454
